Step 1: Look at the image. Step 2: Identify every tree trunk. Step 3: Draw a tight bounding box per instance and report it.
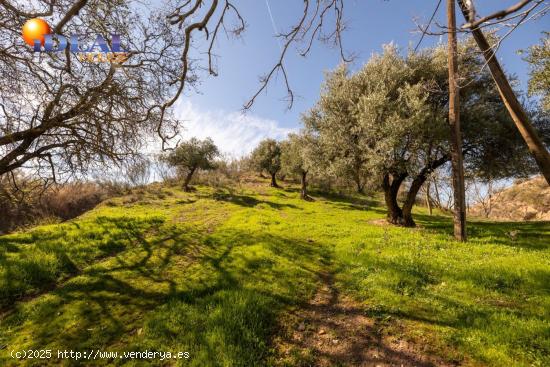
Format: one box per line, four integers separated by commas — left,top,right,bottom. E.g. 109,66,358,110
353,156,365,194
354,173,364,194
382,173,407,225
433,175,442,209
383,156,449,227
447,0,467,241
457,0,550,186
486,179,493,218
270,172,279,188
356,182,364,194
425,179,433,215
183,167,196,192
300,171,308,200
401,174,432,227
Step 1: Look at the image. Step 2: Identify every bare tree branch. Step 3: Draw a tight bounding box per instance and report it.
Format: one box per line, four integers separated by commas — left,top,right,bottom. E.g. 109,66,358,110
165,0,350,111
462,0,539,29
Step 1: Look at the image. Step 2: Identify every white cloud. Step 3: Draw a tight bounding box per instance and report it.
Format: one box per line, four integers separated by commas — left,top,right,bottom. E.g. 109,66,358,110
173,100,295,157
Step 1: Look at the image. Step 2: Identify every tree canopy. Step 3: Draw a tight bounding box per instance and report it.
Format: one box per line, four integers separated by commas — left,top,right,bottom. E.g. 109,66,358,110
305,42,544,226
164,137,219,191
0,1,183,183
250,139,282,188
280,131,319,199
523,32,550,113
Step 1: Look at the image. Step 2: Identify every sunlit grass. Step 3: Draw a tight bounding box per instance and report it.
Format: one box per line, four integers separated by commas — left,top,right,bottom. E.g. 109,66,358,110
334,205,550,366
0,181,548,366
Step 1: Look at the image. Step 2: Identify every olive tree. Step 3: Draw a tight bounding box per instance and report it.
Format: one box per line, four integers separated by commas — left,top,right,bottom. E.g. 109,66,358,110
164,138,219,191
306,43,544,226
280,131,319,199
250,139,282,188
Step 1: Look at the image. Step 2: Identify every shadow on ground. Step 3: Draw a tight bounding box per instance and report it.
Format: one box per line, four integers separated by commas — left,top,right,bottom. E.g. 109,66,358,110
0,216,165,311
0,219,328,366
274,272,455,367
205,189,301,210
414,212,550,250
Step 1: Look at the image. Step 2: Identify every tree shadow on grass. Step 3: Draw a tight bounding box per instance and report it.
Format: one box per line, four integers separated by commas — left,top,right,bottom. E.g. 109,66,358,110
414,212,550,251
0,216,165,311
344,251,550,366
203,190,302,210
366,284,549,365
277,272,449,367
0,227,328,366
312,188,376,205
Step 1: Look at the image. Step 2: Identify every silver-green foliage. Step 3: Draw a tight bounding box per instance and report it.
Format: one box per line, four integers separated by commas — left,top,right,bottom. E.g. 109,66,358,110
309,42,540,181
522,32,550,112
250,139,282,176
280,131,320,177
164,138,220,186
305,41,538,224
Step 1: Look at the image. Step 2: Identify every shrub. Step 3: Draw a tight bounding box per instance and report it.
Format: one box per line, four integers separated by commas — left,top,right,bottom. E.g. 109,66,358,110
40,183,106,220
0,173,110,234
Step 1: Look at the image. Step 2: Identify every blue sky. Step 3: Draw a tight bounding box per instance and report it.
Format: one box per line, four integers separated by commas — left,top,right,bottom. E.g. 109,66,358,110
170,0,549,156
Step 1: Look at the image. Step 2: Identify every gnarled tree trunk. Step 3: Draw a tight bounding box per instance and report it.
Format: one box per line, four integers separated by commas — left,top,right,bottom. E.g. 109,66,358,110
383,156,451,227
382,172,408,225
401,174,431,227
270,172,279,188
300,171,308,200
183,167,196,192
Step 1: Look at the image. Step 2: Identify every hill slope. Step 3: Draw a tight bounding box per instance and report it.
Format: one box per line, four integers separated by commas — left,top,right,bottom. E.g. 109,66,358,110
471,176,550,221
0,181,548,366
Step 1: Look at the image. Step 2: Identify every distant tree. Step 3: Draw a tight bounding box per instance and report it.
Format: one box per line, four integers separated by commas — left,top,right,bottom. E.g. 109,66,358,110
125,156,152,187
164,138,219,191
522,32,550,113
250,139,282,188
280,131,319,199
307,43,544,226
468,175,505,219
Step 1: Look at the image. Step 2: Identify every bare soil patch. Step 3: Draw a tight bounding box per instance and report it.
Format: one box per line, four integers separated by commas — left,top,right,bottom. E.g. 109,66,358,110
273,273,456,367
369,218,390,226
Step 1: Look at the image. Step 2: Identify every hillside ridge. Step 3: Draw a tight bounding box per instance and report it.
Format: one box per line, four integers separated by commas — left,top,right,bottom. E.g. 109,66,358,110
471,176,550,221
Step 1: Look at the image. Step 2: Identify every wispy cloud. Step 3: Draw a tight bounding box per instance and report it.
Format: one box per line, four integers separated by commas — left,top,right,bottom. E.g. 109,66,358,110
173,100,295,157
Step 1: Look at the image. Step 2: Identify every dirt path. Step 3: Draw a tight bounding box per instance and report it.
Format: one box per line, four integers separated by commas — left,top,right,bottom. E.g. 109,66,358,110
273,273,454,367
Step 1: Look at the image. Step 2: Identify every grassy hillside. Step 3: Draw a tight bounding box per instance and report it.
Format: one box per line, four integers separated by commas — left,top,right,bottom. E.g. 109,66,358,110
0,181,548,366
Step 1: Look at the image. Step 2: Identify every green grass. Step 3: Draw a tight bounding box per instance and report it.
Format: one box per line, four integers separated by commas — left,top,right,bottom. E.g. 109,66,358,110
334,212,550,366
0,182,548,366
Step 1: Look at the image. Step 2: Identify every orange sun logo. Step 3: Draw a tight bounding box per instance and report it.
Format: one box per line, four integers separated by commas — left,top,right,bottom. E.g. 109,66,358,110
22,18,51,46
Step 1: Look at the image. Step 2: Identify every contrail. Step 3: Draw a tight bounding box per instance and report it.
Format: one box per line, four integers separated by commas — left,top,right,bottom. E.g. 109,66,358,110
264,0,282,50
